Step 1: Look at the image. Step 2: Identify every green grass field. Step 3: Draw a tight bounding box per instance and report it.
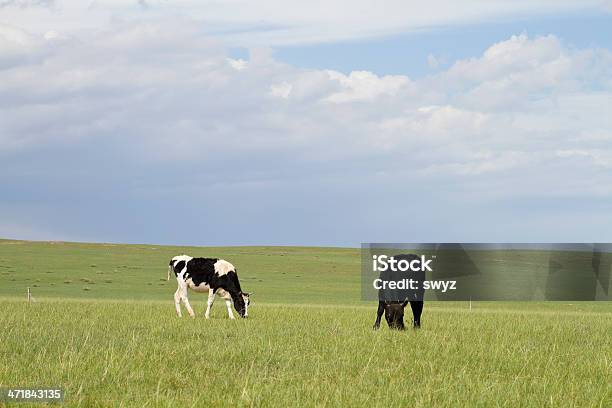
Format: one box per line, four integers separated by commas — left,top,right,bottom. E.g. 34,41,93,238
0,239,611,407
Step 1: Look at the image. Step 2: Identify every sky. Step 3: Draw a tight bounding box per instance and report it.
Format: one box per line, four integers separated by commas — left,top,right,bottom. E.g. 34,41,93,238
1,1,612,246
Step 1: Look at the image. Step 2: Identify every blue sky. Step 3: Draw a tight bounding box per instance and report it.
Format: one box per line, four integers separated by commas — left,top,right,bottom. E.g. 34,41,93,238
1,1,611,246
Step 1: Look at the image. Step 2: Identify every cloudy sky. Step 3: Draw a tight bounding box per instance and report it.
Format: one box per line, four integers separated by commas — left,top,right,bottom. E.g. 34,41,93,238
1,1,611,246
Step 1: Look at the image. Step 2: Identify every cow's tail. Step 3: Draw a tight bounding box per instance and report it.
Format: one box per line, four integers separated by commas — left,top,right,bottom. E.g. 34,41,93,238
167,264,172,281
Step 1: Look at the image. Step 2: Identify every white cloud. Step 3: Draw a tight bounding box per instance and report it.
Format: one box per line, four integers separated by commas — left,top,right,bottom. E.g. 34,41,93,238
269,82,292,99
0,0,54,7
227,58,247,71
0,23,45,66
556,149,612,168
446,34,565,82
1,22,612,243
1,27,610,180
428,34,612,111
1,1,611,46
1,26,610,188
325,70,411,103
380,105,488,138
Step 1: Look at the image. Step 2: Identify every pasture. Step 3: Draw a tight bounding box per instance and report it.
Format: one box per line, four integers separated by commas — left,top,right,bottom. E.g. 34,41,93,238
0,239,611,407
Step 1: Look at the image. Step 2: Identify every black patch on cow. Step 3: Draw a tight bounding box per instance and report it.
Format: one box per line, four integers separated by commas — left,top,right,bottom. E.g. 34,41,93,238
172,260,186,277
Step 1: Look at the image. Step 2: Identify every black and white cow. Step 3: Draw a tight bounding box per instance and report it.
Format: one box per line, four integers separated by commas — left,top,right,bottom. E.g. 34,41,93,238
168,255,251,319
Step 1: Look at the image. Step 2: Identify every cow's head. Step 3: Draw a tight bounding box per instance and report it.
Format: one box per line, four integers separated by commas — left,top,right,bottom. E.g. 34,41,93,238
384,300,408,330
232,292,251,318
242,292,251,317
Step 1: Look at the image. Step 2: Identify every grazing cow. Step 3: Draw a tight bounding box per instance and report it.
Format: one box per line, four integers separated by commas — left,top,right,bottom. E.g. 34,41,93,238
168,255,251,319
373,253,425,330
373,300,423,330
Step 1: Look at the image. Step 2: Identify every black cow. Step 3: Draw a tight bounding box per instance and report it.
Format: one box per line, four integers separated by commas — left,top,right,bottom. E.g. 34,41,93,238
373,253,425,330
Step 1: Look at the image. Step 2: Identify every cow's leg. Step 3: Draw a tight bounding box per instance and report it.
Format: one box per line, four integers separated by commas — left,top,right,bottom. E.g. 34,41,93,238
174,288,182,317
205,289,216,319
410,301,423,328
373,301,384,330
180,287,195,318
225,298,236,320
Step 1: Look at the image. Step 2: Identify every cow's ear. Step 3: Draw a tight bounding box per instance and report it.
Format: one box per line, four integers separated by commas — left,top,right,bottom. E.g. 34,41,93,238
243,292,251,297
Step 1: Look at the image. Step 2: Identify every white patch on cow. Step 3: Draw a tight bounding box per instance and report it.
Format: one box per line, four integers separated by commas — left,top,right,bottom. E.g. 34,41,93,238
171,255,194,317
205,288,216,319
183,294,195,318
225,298,235,319
175,282,195,318
214,259,235,276
174,288,182,317
186,279,210,293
